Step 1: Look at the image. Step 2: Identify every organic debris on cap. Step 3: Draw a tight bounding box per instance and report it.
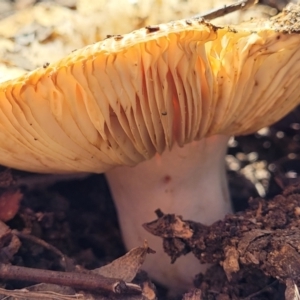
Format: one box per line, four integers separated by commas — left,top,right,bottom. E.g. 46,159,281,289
271,2,300,32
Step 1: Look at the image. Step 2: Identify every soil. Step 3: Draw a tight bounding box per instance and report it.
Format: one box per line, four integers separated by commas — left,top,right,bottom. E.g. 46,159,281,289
0,1,300,300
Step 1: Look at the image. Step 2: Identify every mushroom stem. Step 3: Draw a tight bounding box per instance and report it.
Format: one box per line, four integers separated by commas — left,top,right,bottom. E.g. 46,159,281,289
105,134,232,291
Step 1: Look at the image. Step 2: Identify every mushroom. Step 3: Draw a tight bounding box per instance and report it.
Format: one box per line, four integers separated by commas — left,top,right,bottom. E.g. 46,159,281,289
1,4,300,291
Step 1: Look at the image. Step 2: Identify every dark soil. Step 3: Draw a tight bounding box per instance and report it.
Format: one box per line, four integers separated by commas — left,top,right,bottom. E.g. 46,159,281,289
145,185,300,299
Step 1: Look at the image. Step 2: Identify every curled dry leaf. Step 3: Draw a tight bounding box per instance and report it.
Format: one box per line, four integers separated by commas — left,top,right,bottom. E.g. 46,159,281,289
93,242,154,282
143,214,201,263
79,242,157,299
143,213,195,239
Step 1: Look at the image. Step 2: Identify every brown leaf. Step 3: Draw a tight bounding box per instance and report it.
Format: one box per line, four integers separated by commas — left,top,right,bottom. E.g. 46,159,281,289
140,281,156,300
143,214,194,239
92,241,154,282
0,190,23,222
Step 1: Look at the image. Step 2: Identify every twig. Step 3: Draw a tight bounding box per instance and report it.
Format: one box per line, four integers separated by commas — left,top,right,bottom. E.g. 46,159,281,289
12,230,65,259
0,263,140,294
12,230,74,271
193,0,258,20
241,280,278,300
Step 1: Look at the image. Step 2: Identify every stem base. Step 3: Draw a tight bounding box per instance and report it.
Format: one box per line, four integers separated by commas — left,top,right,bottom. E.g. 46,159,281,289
106,134,232,292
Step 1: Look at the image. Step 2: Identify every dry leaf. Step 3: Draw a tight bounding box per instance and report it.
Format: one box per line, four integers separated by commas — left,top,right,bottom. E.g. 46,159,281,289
144,214,194,239
182,289,202,300
0,190,22,222
93,242,154,282
285,279,300,300
140,281,156,300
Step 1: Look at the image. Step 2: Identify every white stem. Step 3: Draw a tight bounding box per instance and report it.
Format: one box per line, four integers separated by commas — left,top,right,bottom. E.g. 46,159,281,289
105,134,232,292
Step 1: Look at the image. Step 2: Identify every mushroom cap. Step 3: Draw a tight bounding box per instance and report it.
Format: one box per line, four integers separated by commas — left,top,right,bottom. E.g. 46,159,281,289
0,5,300,173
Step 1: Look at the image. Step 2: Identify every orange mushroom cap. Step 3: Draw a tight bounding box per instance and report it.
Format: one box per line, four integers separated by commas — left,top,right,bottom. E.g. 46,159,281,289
0,5,300,173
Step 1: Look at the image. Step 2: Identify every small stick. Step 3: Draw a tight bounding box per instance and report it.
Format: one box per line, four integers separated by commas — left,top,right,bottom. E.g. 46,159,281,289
12,230,65,260
240,280,278,300
12,230,74,271
193,0,258,20
0,263,140,294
